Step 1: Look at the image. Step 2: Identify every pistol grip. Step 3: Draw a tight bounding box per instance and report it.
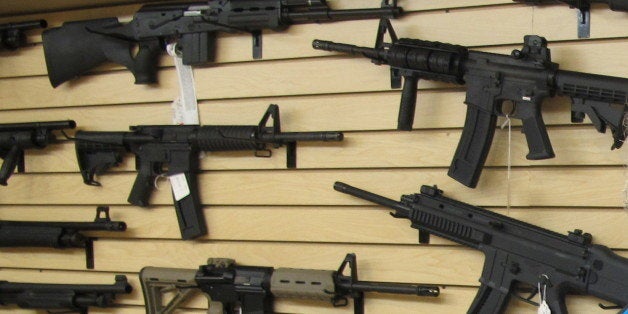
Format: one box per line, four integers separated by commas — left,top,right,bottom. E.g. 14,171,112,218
128,172,155,207
468,283,512,314
172,173,207,239
0,145,23,186
518,102,554,160
129,39,161,84
448,106,497,188
397,75,419,131
544,286,568,314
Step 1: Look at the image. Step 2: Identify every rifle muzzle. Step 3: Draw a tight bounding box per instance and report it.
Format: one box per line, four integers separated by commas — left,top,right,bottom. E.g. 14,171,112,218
313,40,388,62
259,131,343,143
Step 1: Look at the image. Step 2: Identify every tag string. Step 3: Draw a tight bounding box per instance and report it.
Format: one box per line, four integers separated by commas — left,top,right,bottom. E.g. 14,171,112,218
500,115,512,214
622,114,628,212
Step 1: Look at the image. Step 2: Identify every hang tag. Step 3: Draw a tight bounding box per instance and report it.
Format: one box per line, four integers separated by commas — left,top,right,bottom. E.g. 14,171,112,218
169,173,190,201
537,276,551,314
538,300,551,314
166,43,200,125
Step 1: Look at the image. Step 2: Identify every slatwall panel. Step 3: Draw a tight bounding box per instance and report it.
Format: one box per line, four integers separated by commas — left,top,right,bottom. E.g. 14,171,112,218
0,1,626,313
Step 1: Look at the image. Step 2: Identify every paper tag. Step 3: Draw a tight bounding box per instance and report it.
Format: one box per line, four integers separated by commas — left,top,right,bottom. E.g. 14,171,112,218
169,173,190,201
538,300,551,314
167,43,200,125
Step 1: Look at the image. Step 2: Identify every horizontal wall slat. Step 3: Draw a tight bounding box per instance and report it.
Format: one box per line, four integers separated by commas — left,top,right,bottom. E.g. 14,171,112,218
0,205,625,248
0,168,624,207
0,89,579,131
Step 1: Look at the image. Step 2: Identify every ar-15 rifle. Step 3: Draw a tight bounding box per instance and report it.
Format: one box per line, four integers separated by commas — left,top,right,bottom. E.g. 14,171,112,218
0,206,126,269
334,182,628,313
313,21,628,188
0,275,132,314
74,104,343,240
42,0,402,87
0,20,47,51
513,0,628,38
0,120,76,185
140,253,440,314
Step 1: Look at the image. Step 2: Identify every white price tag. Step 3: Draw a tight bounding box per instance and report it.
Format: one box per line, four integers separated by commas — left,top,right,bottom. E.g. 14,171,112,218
167,43,200,125
169,173,190,201
538,300,551,314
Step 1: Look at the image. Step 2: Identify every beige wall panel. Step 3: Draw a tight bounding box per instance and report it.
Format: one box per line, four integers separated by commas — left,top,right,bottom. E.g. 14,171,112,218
2,39,627,109
0,1,626,313
0,168,625,207
0,90,576,131
0,205,626,248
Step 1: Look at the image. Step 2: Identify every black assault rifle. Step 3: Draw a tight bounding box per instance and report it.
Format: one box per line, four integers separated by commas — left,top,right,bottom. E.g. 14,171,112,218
0,120,76,185
513,0,628,38
0,20,47,51
42,0,402,87
74,104,343,240
334,182,628,314
0,275,132,314
140,253,440,314
0,206,126,269
313,21,628,188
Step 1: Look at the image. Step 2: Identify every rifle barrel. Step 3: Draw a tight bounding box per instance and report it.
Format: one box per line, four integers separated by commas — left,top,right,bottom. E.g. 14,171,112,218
286,7,401,22
259,131,343,142
313,40,387,61
0,20,47,31
0,120,75,132
333,182,411,215
340,280,440,296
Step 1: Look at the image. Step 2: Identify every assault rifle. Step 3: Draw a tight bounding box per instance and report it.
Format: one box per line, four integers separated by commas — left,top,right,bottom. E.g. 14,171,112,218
140,253,440,314
0,20,47,51
0,120,76,185
334,182,628,313
513,0,628,38
0,275,132,314
0,206,126,269
313,21,628,188
74,104,343,240
42,0,402,87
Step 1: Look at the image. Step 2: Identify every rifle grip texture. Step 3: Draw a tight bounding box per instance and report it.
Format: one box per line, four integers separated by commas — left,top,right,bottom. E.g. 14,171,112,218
128,172,155,207
397,75,419,131
130,39,161,84
520,111,554,160
0,145,20,185
467,283,512,314
448,106,497,188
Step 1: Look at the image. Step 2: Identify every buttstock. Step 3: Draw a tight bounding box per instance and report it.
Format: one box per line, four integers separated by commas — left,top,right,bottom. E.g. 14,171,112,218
43,18,161,86
140,266,198,314
75,132,126,186
43,18,129,87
